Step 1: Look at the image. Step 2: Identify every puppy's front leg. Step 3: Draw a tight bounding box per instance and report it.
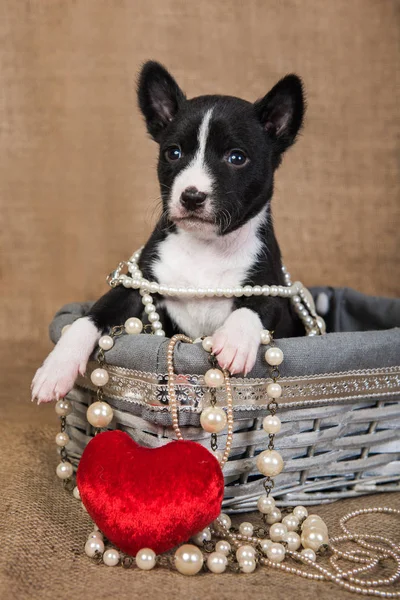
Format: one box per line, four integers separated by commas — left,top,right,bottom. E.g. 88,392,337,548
31,317,101,404
211,308,263,375
32,286,143,404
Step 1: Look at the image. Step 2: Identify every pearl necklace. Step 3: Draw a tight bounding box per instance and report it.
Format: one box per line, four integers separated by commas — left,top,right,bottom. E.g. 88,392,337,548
53,325,400,594
107,248,327,337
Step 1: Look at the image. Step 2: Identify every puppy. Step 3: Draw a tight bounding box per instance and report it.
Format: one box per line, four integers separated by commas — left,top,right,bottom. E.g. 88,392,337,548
32,61,304,403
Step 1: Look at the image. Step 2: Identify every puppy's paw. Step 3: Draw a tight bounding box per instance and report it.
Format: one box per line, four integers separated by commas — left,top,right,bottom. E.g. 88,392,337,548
211,308,263,375
31,350,84,404
31,316,100,404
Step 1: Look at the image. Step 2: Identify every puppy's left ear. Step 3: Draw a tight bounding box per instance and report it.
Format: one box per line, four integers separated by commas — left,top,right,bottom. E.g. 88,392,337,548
138,61,186,142
254,74,305,155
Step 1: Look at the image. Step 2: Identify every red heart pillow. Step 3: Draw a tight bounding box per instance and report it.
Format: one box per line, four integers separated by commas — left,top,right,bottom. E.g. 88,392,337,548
77,430,224,556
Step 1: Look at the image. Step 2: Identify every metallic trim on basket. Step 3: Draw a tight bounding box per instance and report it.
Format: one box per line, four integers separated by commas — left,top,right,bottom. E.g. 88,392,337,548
76,363,400,411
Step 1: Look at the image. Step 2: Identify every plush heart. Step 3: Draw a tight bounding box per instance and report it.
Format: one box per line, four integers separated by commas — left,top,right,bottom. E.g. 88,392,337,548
76,430,224,556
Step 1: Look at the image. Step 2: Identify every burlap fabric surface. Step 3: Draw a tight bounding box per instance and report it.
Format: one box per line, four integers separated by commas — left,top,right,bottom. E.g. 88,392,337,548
1,1,399,598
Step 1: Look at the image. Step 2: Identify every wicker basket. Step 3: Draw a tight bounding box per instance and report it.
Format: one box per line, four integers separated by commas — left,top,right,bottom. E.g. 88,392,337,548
52,288,400,513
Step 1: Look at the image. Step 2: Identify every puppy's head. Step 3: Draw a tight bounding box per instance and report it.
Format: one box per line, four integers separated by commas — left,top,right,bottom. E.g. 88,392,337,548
138,61,305,238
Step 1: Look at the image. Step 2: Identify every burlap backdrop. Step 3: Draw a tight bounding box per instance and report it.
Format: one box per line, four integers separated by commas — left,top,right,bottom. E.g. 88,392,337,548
0,0,399,345
0,2,399,599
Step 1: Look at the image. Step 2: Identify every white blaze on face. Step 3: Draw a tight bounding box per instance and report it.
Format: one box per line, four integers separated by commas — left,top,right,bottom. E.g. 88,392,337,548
169,108,214,218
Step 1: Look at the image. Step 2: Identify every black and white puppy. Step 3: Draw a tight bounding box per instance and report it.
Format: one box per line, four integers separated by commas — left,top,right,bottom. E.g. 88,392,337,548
32,61,304,403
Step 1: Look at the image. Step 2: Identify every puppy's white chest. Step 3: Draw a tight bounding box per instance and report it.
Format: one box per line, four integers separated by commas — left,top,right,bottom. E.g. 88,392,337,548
152,227,262,338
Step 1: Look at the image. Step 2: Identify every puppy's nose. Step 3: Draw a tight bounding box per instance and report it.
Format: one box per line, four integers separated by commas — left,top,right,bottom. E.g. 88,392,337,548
180,187,207,211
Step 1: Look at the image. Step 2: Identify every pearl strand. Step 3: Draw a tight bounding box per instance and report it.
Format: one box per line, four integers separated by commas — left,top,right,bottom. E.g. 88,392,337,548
166,334,234,466
106,248,326,337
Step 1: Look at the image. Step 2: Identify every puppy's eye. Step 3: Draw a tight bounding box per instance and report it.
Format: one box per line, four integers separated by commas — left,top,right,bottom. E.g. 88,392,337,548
226,149,248,167
164,145,182,162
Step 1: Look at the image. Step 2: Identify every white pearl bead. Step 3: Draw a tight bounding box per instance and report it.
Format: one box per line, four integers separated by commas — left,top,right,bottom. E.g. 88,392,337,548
243,285,253,296
149,282,159,293
239,558,256,573
174,544,204,575
302,515,328,532
256,450,284,477
141,294,153,305
253,285,262,296
293,505,308,520
191,527,211,546
262,285,270,295
301,527,329,551
270,285,278,296
61,324,71,335
282,531,301,551
86,401,114,428
266,508,282,524
88,531,103,541
262,414,281,434
148,312,160,323
214,513,231,530
154,329,165,336
202,336,213,352
265,347,284,366
136,548,156,570
144,303,156,314
90,368,109,387
266,382,282,399
257,494,276,514
55,399,72,416
200,406,227,433
215,540,231,556
207,552,228,573
124,317,143,335
122,277,132,288
98,335,114,350
55,431,70,447
234,287,244,297
236,545,256,562
223,288,234,298
85,538,104,557
282,514,300,531
300,548,316,562
103,548,120,566
260,329,272,344
259,538,273,554
238,522,254,537
195,288,205,298
269,522,287,542
266,542,285,562
56,461,73,479
204,368,224,388
206,288,216,297
72,486,81,500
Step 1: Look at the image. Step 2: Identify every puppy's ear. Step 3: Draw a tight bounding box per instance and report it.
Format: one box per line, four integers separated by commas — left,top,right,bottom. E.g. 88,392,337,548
254,75,305,155
138,61,186,142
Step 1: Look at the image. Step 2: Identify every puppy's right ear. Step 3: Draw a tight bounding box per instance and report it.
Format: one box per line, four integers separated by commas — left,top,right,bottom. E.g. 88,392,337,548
138,61,186,142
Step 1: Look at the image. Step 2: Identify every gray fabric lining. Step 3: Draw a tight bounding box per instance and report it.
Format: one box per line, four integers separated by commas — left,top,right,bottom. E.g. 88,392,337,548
49,287,400,378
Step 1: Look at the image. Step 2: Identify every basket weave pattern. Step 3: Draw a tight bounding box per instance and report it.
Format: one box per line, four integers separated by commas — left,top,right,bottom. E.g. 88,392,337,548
64,363,400,513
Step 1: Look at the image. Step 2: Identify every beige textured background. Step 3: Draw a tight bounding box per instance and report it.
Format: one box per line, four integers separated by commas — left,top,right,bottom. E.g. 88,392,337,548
0,0,399,344
0,3,399,598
